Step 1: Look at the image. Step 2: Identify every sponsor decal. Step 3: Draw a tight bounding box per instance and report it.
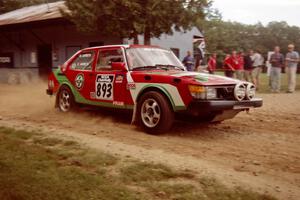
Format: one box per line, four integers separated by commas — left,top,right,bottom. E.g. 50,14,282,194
75,73,84,90
172,72,209,82
95,74,115,100
113,101,125,106
194,74,209,82
127,83,136,90
115,74,124,83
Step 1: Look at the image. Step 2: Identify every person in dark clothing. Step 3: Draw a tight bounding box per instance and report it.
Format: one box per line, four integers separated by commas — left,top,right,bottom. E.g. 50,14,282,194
244,52,254,82
269,46,284,92
182,51,195,71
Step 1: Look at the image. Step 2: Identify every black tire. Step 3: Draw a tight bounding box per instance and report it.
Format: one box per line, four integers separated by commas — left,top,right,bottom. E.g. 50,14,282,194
137,91,174,134
57,85,75,112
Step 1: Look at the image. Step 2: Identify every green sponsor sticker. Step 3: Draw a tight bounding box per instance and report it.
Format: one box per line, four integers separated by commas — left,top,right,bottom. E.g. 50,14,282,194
194,74,209,82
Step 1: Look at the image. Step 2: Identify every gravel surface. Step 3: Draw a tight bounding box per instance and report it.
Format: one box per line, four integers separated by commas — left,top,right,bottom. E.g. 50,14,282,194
0,83,299,200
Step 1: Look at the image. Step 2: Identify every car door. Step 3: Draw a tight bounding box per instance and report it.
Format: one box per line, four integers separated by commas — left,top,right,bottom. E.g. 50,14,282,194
65,50,96,100
89,47,128,107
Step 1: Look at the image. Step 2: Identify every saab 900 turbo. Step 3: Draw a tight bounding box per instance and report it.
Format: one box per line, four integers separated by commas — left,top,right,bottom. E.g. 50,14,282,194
47,45,262,134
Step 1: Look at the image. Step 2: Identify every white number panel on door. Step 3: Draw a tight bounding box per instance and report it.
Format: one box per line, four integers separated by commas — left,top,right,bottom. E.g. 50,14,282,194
95,74,115,101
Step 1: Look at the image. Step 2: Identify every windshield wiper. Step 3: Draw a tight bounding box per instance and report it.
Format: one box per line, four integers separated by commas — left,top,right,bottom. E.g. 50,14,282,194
131,65,184,71
131,66,158,71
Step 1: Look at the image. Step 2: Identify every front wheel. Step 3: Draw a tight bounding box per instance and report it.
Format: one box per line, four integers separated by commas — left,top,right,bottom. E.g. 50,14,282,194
57,85,75,112
137,91,174,134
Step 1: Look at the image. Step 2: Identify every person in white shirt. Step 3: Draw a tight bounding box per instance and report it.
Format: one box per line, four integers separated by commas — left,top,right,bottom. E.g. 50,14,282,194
285,44,299,93
250,50,264,90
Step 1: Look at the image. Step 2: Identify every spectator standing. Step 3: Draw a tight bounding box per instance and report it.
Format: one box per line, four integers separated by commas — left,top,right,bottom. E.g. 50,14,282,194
244,51,254,82
182,51,194,71
223,51,238,78
251,50,264,90
285,44,299,93
235,51,244,80
269,46,284,93
207,53,217,74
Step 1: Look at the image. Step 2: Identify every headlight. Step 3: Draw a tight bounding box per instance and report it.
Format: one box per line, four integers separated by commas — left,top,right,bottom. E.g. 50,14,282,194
246,84,256,100
234,83,246,101
206,87,217,99
188,85,217,99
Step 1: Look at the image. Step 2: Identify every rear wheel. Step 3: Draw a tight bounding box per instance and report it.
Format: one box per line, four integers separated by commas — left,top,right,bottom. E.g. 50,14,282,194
137,91,174,134
57,85,75,112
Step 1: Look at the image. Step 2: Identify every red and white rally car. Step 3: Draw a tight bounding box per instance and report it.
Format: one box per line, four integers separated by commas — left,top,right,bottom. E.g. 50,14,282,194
47,45,262,134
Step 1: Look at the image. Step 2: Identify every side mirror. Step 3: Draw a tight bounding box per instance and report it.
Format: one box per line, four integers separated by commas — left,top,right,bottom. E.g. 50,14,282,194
111,62,127,71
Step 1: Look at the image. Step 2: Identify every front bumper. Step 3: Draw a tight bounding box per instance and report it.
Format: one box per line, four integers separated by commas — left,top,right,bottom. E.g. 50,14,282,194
186,98,263,115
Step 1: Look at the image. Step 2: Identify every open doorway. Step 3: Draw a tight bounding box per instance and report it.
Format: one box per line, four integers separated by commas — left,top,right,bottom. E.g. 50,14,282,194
37,44,52,77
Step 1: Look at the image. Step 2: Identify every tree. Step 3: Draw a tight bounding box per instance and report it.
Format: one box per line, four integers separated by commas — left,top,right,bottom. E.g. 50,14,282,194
198,20,300,56
63,0,210,45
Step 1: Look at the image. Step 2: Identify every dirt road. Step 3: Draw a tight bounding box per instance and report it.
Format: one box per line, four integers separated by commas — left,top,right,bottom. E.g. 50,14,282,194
0,82,299,200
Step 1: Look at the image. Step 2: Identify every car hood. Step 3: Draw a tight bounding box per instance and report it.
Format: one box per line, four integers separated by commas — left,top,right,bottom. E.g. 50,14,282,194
139,70,240,85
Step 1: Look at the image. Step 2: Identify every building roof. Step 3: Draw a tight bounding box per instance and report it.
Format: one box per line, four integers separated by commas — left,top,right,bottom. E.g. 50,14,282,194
0,1,67,26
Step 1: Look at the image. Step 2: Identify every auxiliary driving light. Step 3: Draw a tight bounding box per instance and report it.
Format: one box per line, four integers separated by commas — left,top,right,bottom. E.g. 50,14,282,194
246,83,256,100
234,83,246,101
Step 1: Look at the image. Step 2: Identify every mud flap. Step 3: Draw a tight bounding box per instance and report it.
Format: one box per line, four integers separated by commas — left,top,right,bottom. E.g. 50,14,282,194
131,103,137,124
55,92,59,108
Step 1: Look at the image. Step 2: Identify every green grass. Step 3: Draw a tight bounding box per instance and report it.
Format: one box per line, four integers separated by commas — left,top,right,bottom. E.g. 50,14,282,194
0,126,277,200
120,162,195,183
257,73,300,93
215,72,300,93
0,127,139,200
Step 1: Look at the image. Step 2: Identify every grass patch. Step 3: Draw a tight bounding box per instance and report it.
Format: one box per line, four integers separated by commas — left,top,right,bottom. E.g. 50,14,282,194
68,149,118,168
0,126,278,200
120,162,195,183
198,177,276,200
33,137,64,146
0,126,36,140
257,73,300,93
143,177,277,200
215,72,300,93
146,183,203,200
0,127,139,200
63,140,79,146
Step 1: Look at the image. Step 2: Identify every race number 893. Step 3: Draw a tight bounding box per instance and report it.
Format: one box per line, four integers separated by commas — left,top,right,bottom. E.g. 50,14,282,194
95,75,114,100
96,82,112,99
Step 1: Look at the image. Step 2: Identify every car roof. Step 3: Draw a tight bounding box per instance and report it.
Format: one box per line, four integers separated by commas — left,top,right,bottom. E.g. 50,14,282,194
82,44,162,51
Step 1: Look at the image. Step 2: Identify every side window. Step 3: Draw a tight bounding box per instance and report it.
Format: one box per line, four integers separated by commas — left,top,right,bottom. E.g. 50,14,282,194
96,48,124,71
71,51,95,71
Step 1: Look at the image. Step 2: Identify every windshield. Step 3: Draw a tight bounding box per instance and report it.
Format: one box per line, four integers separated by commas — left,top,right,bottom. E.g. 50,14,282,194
126,47,185,71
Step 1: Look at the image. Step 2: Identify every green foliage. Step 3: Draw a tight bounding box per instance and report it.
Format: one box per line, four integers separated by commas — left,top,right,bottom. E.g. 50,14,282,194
63,0,210,44
198,20,300,55
0,0,59,14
